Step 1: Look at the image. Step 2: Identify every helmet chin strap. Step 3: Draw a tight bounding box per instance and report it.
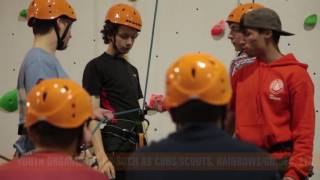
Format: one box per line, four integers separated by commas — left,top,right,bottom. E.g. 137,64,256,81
54,22,72,51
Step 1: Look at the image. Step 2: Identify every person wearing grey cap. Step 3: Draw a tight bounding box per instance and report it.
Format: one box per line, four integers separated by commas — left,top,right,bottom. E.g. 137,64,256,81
230,7,315,180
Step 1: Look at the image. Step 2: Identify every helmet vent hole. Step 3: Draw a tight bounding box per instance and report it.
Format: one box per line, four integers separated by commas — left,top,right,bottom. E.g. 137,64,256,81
42,92,47,101
221,78,225,83
72,103,76,108
63,85,69,91
122,8,125,11
72,114,76,118
191,68,196,78
49,11,52,14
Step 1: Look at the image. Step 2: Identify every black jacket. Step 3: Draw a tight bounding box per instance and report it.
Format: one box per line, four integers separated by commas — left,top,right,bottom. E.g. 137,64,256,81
126,122,280,180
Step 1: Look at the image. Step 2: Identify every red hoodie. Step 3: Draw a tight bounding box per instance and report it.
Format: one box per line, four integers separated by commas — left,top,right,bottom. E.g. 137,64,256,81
231,53,315,179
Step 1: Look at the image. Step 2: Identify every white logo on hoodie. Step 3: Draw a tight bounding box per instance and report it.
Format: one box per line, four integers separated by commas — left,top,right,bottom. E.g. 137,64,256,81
269,79,284,100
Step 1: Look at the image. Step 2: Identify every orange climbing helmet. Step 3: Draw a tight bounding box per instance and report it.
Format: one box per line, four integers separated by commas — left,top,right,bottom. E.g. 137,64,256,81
227,3,264,24
105,3,142,31
25,79,93,129
164,53,232,109
27,0,77,26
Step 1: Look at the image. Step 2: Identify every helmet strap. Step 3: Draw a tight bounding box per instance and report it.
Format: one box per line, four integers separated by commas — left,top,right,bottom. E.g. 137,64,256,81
54,21,72,51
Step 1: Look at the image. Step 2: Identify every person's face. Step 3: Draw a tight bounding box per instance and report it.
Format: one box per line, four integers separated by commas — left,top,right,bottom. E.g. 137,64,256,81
57,18,73,50
241,28,266,57
114,25,139,55
228,23,244,51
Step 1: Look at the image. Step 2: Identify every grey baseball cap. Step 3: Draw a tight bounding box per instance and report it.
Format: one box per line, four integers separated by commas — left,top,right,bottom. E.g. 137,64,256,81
240,7,294,36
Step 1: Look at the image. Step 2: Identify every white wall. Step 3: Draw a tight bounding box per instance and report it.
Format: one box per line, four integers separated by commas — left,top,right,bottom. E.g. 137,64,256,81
0,1,319,179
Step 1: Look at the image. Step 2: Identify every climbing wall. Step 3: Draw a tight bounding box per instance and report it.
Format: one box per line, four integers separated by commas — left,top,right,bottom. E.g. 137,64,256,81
0,1,319,178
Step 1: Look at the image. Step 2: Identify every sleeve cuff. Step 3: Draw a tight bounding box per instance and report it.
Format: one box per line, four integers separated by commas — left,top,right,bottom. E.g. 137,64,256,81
285,169,300,180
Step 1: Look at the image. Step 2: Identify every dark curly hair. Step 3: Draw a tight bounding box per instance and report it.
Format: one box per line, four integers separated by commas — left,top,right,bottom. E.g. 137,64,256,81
101,20,120,44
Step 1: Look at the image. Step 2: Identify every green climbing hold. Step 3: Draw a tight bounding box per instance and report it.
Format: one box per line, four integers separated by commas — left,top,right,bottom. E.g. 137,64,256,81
0,89,18,112
19,9,28,18
304,14,317,26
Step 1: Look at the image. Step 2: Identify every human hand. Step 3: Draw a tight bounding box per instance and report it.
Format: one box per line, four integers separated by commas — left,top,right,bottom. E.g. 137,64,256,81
148,94,167,112
93,108,114,120
97,156,116,179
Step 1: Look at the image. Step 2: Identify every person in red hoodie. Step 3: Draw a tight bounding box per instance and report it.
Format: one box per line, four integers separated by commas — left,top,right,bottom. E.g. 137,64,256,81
224,2,264,134
231,8,315,180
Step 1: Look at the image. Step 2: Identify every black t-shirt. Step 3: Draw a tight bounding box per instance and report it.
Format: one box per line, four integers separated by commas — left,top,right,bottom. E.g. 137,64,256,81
83,52,143,152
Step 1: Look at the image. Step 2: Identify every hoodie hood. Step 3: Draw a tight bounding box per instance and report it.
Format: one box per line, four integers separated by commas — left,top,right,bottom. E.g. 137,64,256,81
268,53,308,69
